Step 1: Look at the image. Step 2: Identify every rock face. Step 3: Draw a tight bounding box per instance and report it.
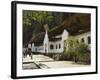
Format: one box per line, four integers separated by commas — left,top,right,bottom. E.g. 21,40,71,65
23,11,90,47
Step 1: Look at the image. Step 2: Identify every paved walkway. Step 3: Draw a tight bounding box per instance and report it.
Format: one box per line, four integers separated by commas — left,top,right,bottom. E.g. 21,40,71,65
23,54,54,63
41,61,90,68
23,54,90,69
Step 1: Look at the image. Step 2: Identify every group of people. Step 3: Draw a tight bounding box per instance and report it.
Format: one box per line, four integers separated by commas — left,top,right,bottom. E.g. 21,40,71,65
23,48,33,59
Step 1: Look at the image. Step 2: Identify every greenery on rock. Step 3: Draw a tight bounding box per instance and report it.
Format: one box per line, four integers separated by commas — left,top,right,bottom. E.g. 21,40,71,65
23,10,54,46
60,37,90,64
23,10,90,49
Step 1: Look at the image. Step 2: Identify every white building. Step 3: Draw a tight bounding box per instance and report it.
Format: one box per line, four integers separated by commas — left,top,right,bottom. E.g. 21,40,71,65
28,27,90,54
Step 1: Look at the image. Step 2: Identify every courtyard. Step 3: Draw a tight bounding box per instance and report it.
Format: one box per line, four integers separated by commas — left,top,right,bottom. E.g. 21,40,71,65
22,54,90,69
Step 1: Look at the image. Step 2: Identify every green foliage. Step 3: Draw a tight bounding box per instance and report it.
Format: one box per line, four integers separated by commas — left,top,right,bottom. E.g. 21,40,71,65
63,37,78,61
23,10,54,26
23,10,54,45
76,43,90,64
62,37,90,64
78,43,89,53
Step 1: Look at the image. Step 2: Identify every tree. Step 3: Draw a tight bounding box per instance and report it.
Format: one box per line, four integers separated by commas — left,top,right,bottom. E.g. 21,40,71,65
23,10,54,46
77,43,90,64
64,37,90,64
64,37,79,61
23,10,53,26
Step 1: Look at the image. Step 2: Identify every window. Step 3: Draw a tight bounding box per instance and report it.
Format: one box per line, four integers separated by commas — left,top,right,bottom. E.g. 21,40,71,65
35,48,37,51
81,38,84,43
56,44,58,49
50,44,54,49
87,36,91,44
59,44,61,48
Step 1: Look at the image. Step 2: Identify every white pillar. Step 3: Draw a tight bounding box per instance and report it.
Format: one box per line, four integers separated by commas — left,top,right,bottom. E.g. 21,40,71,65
28,44,31,48
32,43,34,52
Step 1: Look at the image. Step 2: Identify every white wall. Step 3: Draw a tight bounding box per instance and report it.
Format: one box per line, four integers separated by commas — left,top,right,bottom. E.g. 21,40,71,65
75,32,91,49
49,40,63,53
28,44,32,48
34,46,44,53
76,32,90,44
0,0,99,80
43,31,49,53
62,29,69,41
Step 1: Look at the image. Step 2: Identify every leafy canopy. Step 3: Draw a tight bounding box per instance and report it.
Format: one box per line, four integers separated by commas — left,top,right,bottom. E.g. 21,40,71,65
23,10,54,26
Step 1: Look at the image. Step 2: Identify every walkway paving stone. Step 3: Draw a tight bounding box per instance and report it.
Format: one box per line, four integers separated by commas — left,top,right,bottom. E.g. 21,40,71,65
23,54,54,63
22,54,90,69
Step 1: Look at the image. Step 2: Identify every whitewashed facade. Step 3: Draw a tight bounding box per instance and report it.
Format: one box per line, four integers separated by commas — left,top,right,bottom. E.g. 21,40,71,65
28,30,90,54
75,32,91,49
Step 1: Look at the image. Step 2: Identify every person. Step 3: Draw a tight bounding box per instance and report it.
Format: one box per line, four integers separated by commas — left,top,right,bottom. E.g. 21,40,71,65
28,48,33,60
25,48,28,57
23,48,27,58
